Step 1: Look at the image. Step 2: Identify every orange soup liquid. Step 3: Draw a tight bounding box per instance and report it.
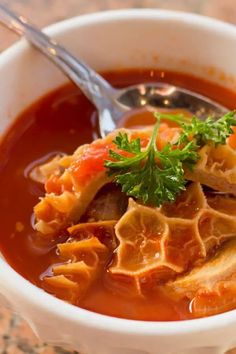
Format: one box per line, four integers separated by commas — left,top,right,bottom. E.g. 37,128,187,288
0,69,235,321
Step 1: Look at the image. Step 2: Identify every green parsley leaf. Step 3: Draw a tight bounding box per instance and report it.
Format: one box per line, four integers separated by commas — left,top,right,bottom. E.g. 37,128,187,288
154,111,236,147
105,110,236,207
105,117,198,206
112,132,141,153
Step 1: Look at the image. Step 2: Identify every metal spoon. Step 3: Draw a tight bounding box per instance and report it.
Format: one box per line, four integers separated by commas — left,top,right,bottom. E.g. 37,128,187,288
0,4,228,138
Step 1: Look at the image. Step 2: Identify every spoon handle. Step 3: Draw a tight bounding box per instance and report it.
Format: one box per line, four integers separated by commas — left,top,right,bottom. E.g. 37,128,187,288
0,4,113,108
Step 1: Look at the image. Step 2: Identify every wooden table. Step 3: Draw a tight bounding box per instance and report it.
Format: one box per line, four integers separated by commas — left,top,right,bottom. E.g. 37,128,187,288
1,1,236,353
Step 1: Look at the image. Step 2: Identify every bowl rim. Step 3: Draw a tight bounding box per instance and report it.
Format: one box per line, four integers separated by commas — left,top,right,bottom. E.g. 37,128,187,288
1,8,236,336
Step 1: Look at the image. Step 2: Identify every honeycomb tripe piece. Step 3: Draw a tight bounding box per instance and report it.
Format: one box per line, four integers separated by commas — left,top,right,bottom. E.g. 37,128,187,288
68,220,117,251
33,134,115,236
43,234,109,303
186,144,236,195
166,239,236,317
44,275,80,303
29,154,63,184
110,183,236,284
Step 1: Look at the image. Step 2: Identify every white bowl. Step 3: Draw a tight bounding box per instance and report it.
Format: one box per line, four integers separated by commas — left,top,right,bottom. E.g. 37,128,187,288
0,9,236,354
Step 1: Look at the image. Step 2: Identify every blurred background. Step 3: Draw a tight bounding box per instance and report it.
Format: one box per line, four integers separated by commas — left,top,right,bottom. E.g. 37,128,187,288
0,1,236,353
1,0,236,51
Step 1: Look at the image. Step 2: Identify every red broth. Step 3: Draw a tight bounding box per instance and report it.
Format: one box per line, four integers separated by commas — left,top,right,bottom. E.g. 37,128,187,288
0,69,235,321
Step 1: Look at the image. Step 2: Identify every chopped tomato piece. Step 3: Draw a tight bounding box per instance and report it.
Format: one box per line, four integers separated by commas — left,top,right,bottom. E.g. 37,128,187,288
69,143,110,185
45,175,62,194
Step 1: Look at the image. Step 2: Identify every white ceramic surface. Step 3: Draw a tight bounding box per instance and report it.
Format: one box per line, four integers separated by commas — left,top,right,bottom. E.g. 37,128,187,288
0,9,236,354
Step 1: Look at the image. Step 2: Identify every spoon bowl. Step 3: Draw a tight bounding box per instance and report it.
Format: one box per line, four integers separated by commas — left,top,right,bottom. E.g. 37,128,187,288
0,4,228,138
116,82,227,115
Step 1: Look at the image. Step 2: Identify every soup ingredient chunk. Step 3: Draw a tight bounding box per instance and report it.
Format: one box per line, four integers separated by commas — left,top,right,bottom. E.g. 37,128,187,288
186,144,236,195
110,183,236,288
43,221,113,302
34,135,115,235
167,239,236,317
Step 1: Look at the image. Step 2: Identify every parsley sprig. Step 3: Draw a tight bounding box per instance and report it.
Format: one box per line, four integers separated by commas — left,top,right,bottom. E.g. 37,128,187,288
105,111,236,207
156,111,236,147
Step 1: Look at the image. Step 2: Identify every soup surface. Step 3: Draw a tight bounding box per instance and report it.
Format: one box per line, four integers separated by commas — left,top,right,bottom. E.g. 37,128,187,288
1,69,236,321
